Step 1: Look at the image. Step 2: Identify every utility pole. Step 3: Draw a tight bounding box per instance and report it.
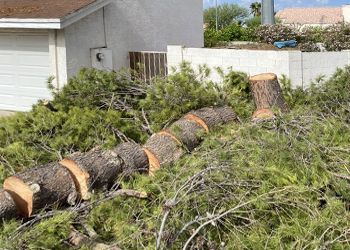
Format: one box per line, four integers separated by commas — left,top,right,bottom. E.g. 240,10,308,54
262,0,275,24
215,0,219,31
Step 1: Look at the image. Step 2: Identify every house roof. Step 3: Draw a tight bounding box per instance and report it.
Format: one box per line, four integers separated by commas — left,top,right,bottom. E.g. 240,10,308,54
0,0,111,29
276,7,344,25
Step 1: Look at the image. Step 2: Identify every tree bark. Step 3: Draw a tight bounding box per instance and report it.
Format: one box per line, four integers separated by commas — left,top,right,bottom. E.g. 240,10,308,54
0,189,18,219
169,119,204,151
3,162,78,218
67,143,148,194
188,106,237,130
113,142,149,176
144,133,184,175
249,73,289,112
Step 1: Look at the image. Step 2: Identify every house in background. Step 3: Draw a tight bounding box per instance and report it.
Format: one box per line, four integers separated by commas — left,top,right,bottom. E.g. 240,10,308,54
0,0,203,111
276,5,350,28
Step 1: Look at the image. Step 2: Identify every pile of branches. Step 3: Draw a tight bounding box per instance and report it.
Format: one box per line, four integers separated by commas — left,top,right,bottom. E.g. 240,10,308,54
1,65,350,249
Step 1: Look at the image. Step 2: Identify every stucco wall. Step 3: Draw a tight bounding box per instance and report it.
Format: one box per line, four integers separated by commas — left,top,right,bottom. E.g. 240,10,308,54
167,46,350,88
64,0,204,79
64,9,106,79
105,0,203,69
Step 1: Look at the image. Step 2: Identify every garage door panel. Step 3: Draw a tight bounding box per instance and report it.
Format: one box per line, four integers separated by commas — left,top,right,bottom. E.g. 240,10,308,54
0,54,15,66
17,75,49,88
0,33,50,111
0,74,15,85
19,54,50,67
16,96,45,111
16,89,51,99
0,87,16,97
16,35,49,50
0,95,16,108
17,67,50,78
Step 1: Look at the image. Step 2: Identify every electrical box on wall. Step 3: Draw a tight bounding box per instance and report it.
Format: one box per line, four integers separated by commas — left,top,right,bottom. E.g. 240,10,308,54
91,48,113,71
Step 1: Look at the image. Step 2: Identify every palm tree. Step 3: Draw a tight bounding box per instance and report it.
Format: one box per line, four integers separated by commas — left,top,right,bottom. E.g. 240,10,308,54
250,2,262,17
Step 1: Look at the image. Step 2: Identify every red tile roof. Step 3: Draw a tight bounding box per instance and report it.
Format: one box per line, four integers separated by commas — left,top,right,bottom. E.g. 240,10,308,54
0,0,97,19
276,7,344,25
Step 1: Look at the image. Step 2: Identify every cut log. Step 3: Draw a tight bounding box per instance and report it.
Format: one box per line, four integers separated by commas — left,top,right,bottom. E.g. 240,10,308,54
0,189,18,219
66,143,148,195
113,143,149,176
3,162,78,218
0,106,238,220
214,106,239,124
144,133,184,175
143,148,161,175
252,108,276,121
249,73,289,112
188,106,237,130
169,118,205,151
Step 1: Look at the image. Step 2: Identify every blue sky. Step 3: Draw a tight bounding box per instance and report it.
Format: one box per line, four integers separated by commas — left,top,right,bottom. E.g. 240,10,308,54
204,0,350,10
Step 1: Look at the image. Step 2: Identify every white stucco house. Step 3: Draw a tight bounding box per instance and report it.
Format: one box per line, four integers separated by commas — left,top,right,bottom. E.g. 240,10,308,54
0,0,203,111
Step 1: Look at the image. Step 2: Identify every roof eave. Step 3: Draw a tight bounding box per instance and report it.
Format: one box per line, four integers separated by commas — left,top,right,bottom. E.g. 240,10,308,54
0,0,112,29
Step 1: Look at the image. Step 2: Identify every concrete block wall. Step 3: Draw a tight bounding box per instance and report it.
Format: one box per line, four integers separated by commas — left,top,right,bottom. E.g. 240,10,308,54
167,46,350,88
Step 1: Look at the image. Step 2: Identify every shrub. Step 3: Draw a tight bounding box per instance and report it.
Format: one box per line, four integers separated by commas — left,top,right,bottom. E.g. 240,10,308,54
256,24,300,44
240,27,258,41
204,28,221,48
300,26,325,43
245,16,261,28
322,23,350,51
218,23,244,41
300,41,322,52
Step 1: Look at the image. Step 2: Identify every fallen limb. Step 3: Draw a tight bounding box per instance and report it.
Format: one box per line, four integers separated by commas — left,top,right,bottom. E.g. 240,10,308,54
1,106,237,220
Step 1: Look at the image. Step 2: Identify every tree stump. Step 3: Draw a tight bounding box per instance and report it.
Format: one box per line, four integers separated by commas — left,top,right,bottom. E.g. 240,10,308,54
3,163,78,218
252,108,276,122
0,189,18,219
249,73,289,112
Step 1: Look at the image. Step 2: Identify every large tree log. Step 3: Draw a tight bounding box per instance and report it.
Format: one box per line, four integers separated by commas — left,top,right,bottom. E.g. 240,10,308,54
1,106,237,220
144,106,237,174
187,106,238,130
169,119,204,151
168,106,237,151
65,143,148,198
3,162,78,218
0,189,18,219
249,73,289,112
144,132,184,175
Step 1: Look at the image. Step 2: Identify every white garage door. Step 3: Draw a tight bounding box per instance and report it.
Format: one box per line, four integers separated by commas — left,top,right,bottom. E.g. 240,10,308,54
0,33,50,111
